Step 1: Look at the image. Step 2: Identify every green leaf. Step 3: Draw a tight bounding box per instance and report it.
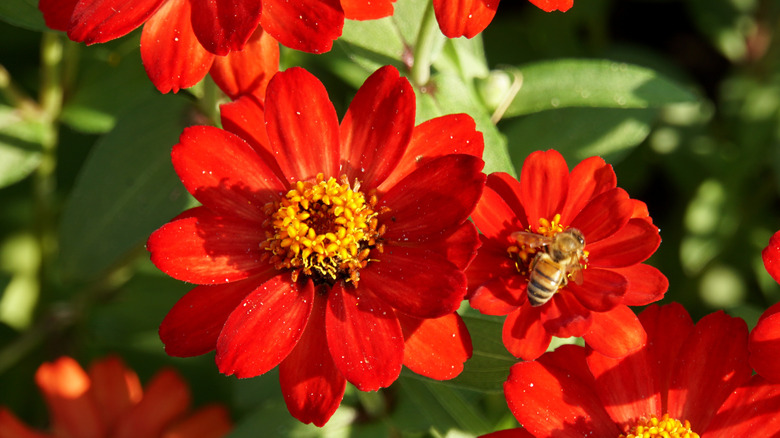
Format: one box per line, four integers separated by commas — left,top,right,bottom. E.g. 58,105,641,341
58,94,193,281
336,0,447,85
391,377,492,435
0,0,47,32
439,313,517,393
504,59,699,118
418,71,516,176
433,35,490,81
0,105,46,188
60,39,156,134
504,107,657,167
86,259,190,351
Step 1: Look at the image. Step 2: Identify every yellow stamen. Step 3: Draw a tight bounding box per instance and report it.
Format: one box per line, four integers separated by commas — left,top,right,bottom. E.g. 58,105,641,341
260,174,384,286
619,414,700,438
535,213,565,236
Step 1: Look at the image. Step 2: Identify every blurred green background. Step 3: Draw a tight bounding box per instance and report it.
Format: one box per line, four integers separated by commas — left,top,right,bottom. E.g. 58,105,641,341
1,0,779,436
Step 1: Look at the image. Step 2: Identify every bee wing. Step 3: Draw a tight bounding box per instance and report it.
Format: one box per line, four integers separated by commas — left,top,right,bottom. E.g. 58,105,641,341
569,264,584,285
511,231,552,249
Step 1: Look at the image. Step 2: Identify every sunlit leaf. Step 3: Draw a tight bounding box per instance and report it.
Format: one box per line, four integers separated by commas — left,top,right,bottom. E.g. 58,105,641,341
58,94,193,281
418,71,515,176
0,105,46,188
0,0,47,32
504,59,698,118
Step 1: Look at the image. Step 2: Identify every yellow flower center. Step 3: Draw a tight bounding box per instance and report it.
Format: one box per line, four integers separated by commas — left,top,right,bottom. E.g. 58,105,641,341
260,173,385,285
619,414,700,438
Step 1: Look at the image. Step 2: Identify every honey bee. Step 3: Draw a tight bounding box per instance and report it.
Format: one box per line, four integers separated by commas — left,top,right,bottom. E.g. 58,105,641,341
511,228,586,307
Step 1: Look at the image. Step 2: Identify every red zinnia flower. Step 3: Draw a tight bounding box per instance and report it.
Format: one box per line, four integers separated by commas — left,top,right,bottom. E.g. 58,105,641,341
433,0,573,39
748,230,780,383
467,150,667,361
38,0,394,94
488,303,780,437
146,65,485,425
0,356,231,438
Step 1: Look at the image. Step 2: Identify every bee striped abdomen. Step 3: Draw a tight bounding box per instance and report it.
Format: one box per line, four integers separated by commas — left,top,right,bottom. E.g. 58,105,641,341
527,255,565,306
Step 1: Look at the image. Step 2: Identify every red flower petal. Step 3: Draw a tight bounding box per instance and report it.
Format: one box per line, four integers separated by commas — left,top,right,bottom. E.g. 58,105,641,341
425,221,481,271
88,357,141,427
502,305,551,360
219,95,282,179
587,218,661,268
519,150,570,229
326,284,403,391
582,305,646,359
210,27,279,99
159,275,278,357
630,198,651,220
172,125,286,221
141,0,215,93
260,0,344,54
432,0,499,39
38,0,79,31
762,230,780,284
637,303,693,406
341,0,396,20
485,172,529,230
190,0,261,55
470,277,525,316
147,206,271,284
567,267,627,312
0,408,50,438
264,67,341,182
377,113,484,193
707,375,780,436
528,0,574,12
481,429,535,438
398,312,472,380
36,357,105,438
540,291,592,338
216,275,314,378
586,341,661,429
613,264,668,306
280,291,346,427
378,155,485,244
667,310,752,430
113,370,190,438
471,183,525,242
504,352,619,437
570,187,632,244
360,245,466,319
749,302,780,383
559,156,616,224
465,237,518,293
68,0,166,44
340,66,415,188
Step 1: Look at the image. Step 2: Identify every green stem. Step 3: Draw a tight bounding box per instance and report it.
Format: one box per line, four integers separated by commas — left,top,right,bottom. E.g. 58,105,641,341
35,32,65,294
0,65,38,115
201,75,223,127
410,2,442,87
